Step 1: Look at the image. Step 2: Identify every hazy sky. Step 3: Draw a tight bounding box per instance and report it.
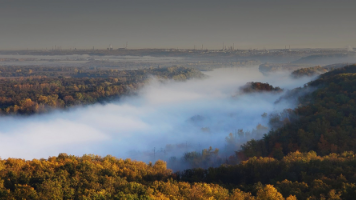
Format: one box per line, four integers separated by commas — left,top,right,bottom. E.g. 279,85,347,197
1,0,355,50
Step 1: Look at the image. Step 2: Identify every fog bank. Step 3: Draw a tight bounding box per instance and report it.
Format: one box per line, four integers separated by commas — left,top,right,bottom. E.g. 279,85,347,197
0,66,315,165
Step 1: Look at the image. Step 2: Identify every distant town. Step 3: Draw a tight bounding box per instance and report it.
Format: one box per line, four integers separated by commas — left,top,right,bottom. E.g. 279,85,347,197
0,46,354,58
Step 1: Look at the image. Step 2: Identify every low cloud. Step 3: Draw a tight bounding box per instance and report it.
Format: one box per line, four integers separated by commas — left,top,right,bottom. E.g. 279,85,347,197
0,66,316,165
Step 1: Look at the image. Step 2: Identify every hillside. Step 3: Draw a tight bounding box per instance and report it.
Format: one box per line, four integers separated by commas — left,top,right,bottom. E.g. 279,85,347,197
290,66,328,78
258,63,313,75
0,154,296,199
239,82,283,94
4,65,356,199
290,63,350,78
178,151,356,200
292,54,356,65
240,64,356,158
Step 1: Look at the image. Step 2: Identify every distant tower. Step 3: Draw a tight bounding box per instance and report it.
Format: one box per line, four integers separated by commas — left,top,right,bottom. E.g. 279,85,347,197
126,42,128,49
347,45,354,52
108,44,113,51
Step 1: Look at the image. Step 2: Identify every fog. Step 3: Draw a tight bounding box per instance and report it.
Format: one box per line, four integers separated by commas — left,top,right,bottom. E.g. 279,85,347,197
0,54,184,66
0,66,315,168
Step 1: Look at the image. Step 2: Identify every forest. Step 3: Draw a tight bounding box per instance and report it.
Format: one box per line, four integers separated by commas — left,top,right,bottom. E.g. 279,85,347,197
239,82,283,94
0,153,299,199
0,66,203,114
258,63,314,75
0,151,355,199
290,66,328,78
2,64,356,199
172,63,356,199
3,0,356,199
239,64,356,158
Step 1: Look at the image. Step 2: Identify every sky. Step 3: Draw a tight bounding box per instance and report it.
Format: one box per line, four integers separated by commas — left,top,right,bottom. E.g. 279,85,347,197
0,0,356,50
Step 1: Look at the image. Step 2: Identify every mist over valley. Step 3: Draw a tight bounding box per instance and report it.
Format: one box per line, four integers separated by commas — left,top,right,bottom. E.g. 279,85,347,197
1,1,356,198
0,66,314,170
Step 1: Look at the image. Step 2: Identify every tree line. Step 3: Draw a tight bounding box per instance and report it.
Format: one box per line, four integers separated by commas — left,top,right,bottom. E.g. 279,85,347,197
3,64,356,199
0,153,300,200
0,66,203,114
239,64,356,159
